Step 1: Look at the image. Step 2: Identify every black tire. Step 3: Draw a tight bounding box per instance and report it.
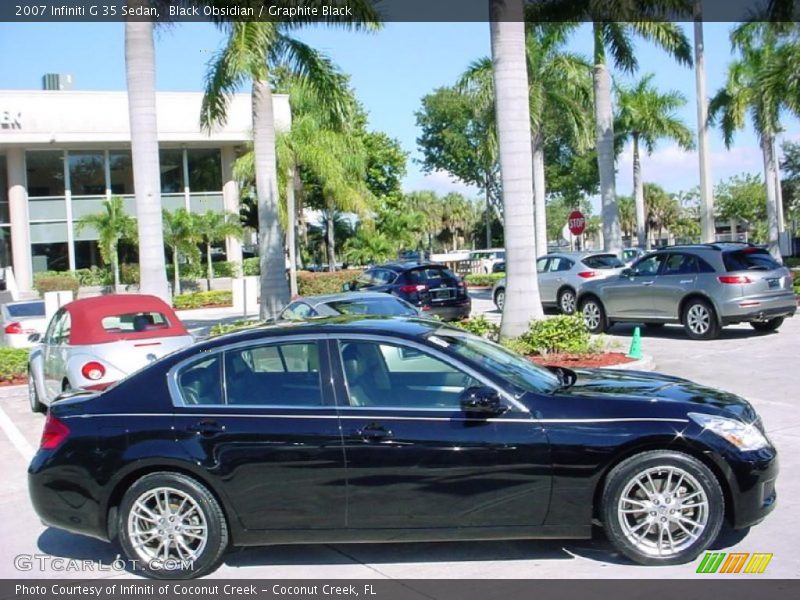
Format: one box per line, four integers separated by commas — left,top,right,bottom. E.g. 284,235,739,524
602,450,724,566
750,317,784,332
118,472,228,579
682,298,720,340
557,288,577,315
644,323,665,330
580,297,607,334
494,288,505,311
28,370,45,414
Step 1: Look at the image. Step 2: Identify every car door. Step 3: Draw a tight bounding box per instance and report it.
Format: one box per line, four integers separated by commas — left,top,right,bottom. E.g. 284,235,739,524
603,254,666,318
649,253,700,318
542,256,574,304
43,309,70,400
171,337,346,531
331,336,551,530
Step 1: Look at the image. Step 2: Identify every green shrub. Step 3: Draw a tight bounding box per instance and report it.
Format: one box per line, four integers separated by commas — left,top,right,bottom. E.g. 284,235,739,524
464,272,505,287
297,271,359,296
213,261,240,278
209,319,264,337
784,257,800,268
0,348,29,382
72,267,111,286
451,315,500,340
520,314,592,355
173,290,233,310
120,263,140,285
243,257,260,276
33,273,80,297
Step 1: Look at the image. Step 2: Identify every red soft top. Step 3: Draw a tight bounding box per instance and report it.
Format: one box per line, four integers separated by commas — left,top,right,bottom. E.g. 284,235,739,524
64,294,189,345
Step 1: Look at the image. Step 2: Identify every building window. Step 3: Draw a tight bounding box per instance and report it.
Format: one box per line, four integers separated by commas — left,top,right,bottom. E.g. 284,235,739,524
109,151,134,195
187,149,222,192
31,242,69,273
26,151,65,197
74,240,102,270
69,152,105,196
160,149,184,194
0,227,12,270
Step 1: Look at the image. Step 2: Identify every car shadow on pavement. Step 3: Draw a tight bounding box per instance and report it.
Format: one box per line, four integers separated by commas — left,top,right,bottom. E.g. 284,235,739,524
608,323,782,341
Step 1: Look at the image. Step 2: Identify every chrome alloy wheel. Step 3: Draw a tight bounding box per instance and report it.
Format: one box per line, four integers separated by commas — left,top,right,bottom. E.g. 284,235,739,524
560,291,576,314
617,466,709,557
686,304,711,336
583,301,601,330
127,487,208,563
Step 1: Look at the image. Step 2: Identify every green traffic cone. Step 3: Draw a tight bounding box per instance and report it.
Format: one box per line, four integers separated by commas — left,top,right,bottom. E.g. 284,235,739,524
627,326,643,360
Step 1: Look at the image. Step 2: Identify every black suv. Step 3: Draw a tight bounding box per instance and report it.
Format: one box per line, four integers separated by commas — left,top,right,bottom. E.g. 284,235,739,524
346,262,471,321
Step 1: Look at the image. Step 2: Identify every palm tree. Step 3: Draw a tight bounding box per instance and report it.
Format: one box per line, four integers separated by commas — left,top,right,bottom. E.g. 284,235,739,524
458,23,594,258
195,211,244,288
693,0,716,243
162,209,200,297
616,195,636,242
490,0,545,337
616,74,694,249
528,1,693,256
644,183,679,246
709,23,791,259
76,197,137,290
201,6,380,318
124,6,169,301
343,227,394,266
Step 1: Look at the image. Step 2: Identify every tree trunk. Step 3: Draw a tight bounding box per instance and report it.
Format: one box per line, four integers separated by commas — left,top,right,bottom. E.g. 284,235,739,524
761,134,782,260
124,14,169,302
252,79,290,319
774,137,785,234
532,131,547,258
172,248,180,297
206,242,213,290
484,186,492,249
112,244,121,290
694,0,715,244
286,167,298,297
490,1,544,338
326,207,337,272
632,134,648,249
592,25,622,257
293,165,305,270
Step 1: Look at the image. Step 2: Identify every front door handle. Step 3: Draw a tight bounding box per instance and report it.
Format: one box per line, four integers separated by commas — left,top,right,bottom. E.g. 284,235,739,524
187,419,226,436
358,424,393,443
641,281,654,286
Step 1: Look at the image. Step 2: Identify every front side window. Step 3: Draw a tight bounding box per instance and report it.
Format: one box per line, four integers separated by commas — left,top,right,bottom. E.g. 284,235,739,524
536,258,549,273
662,254,698,276
224,342,323,406
631,254,665,277
339,340,479,409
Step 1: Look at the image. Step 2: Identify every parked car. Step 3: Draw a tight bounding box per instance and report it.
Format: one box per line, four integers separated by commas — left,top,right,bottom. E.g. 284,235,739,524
622,247,646,265
577,243,797,340
279,292,420,320
27,294,194,412
469,248,506,273
29,317,777,578
492,252,625,314
1,300,47,348
345,261,471,321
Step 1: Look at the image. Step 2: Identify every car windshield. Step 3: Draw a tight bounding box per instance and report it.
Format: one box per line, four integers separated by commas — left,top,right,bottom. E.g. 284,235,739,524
426,329,560,395
328,298,417,316
5,301,45,318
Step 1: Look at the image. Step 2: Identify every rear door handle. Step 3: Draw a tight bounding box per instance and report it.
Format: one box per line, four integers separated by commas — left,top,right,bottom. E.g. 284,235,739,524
358,424,393,443
680,279,694,284
187,420,226,436
641,281,654,286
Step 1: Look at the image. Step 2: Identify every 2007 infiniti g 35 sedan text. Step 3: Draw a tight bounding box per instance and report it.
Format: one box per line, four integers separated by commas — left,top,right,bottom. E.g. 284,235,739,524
29,318,777,579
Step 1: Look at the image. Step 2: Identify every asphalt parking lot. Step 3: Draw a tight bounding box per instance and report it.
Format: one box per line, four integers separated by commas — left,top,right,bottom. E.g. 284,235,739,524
0,292,797,579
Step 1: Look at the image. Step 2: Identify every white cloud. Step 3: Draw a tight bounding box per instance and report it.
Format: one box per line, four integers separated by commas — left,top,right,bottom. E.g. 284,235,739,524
406,169,481,198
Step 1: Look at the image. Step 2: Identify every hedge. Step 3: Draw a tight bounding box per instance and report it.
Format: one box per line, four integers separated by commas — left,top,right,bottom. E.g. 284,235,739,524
33,273,80,297
464,272,505,287
0,348,29,383
297,271,359,296
173,290,233,310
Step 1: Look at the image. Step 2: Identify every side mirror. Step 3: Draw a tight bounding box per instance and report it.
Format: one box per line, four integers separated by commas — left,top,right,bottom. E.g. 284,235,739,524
28,333,41,343
460,386,507,416
620,268,633,279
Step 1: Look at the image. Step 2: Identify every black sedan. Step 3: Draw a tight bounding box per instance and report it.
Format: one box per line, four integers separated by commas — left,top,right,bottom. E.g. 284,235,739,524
29,318,777,578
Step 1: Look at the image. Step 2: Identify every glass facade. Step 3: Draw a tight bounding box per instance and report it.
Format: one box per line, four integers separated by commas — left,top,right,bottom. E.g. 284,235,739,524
0,156,11,270
23,148,225,273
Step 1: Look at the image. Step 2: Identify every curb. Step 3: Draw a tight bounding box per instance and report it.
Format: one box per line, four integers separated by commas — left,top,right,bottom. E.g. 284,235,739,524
599,354,656,372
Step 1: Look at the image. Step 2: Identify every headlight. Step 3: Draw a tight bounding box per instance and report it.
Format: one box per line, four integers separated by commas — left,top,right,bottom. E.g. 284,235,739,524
689,412,770,452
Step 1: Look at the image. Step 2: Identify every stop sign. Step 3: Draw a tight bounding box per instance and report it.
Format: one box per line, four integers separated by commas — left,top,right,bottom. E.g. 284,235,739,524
568,210,586,236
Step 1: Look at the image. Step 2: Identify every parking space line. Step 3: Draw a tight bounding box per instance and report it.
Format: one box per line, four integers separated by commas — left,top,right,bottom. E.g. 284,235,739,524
0,405,35,462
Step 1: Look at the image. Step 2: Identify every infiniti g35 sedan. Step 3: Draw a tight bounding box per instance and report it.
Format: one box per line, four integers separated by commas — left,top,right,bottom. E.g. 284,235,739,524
29,318,777,578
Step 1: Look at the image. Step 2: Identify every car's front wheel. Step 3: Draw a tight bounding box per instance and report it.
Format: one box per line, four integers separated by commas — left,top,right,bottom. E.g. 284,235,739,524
558,288,577,315
28,370,45,414
580,297,607,334
750,317,784,332
118,472,228,579
602,450,724,566
493,288,505,311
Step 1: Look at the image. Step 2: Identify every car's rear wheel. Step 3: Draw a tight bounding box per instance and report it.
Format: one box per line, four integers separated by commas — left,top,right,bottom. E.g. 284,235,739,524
28,371,45,414
602,450,724,566
750,317,784,332
118,472,228,579
580,297,607,334
494,288,505,311
682,299,720,340
558,288,577,315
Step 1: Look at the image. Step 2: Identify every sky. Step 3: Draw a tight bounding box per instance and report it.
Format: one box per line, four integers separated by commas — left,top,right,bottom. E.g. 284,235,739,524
1,20,798,213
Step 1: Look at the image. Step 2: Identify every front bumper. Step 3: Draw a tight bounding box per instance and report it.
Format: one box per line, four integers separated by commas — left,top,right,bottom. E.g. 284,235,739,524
721,446,779,529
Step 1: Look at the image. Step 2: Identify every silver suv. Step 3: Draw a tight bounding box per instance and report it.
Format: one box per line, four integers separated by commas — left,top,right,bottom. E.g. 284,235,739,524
577,243,797,340
492,251,625,314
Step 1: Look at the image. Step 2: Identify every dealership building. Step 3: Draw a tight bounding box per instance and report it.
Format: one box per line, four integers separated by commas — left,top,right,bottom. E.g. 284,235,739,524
0,79,290,292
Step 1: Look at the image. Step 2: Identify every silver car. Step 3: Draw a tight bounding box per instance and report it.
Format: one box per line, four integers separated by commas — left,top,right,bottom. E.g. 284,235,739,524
577,243,797,340
1,300,47,348
492,251,625,314
27,294,194,412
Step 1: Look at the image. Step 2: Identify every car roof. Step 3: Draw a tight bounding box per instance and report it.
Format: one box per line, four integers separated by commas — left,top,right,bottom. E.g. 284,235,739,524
373,261,446,272
295,292,402,307
545,251,617,259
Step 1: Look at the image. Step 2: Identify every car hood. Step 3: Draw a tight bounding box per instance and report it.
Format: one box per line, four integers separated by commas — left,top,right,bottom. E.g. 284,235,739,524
549,368,757,422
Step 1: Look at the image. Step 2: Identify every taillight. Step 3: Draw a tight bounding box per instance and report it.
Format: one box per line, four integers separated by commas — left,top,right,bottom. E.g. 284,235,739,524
718,275,752,284
81,361,106,381
421,305,431,311
399,284,427,293
577,271,597,279
4,322,23,334
40,414,70,450
457,280,466,288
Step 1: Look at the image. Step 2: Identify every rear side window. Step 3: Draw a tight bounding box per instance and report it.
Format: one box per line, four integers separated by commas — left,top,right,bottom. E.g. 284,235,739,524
723,249,782,272
582,254,624,269
177,355,223,405
6,302,45,318
102,311,170,332
405,267,459,285
662,254,698,275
